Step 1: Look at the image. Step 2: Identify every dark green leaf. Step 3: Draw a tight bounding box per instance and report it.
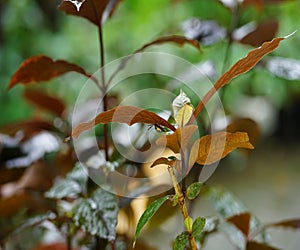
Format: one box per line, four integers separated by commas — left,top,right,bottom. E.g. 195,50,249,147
133,195,170,247
246,241,281,250
45,164,88,199
73,188,118,241
173,231,189,250
192,217,206,237
186,182,203,200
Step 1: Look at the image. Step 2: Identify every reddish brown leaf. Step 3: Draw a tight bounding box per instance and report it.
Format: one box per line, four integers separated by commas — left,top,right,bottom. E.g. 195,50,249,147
190,35,288,124
33,243,79,250
246,241,280,250
227,212,251,237
58,0,109,26
240,20,279,47
107,35,200,86
189,132,254,168
24,89,65,117
106,0,123,19
150,157,177,168
8,55,91,89
243,0,285,10
71,106,176,138
156,125,198,153
267,218,300,230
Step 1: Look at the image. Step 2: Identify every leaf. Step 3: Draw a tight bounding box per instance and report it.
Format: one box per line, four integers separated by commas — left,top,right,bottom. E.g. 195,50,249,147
267,218,300,230
32,243,80,250
227,212,251,237
173,231,189,250
45,164,88,199
186,182,203,200
192,217,206,237
175,104,194,127
246,241,281,250
238,20,279,47
266,57,300,80
184,217,193,232
156,125,198,153
194,216,219,245
71,106,176,138
133,195,170,247
24,89,65,117
73,188,118,241
190,35,290,123
150,157,177,168
8,55,91,89
189,132,254,168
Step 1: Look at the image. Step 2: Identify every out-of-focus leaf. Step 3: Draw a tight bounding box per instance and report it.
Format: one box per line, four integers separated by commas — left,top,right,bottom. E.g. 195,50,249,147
156,125,198,153
8,55,91,89
266,57,300,80
226,118,260,146
150,157,177,168
189,132,254,168
243,0,286,10
267,218,300,230
73,188,118,241
133,195,170,247
192,217,206,237
102,0,123,21
24,89,65,117
173,231,189,250
46,164,87,199
186,182,203,200
181,18,226,45
71,106,176,139
246,241,281,250
0,168,25,185
33,243,79,250
227,212,251,237
190,35,289,122
238,20,279,47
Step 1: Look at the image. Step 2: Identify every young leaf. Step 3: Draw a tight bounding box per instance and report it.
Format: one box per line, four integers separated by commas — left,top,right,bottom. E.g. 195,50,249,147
192,217,206,237
227,212,251,237
189,131,254,168
8,55,92,89
24,89,65,117
186,182,203,200
150,157,177,168
175,104,194,127
73,188,118,241
246,241,281,250
266,218,300,230
71,106,176,138
173,231,189,250
45,164,88,199
156,125,198,153
184,216,193,232
190,35,290,123
133,195,170,247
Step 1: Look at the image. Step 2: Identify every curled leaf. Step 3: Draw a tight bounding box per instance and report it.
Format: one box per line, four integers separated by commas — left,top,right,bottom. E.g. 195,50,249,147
189,132,254,167
71,106,176,138
8,55,91,89
150,157,177,168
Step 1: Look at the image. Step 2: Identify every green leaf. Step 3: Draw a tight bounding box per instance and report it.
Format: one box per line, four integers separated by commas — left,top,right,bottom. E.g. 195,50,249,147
186,182,203,200
45,164,88,199
173,231,189,250
192,217,206,237
73,188,118,241
184,217,193,232
133,195,170,247
194,216,219,245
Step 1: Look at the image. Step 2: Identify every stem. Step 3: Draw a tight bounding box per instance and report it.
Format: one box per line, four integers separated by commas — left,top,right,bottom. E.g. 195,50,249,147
98,25,109,162
66,223,72,250
168,167,198,250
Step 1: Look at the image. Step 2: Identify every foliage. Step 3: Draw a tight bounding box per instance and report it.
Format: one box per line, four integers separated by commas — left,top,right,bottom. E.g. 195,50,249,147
1,0,300,250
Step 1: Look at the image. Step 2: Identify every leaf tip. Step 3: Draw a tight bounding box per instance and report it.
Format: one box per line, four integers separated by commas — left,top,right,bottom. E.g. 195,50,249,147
284,30,297,39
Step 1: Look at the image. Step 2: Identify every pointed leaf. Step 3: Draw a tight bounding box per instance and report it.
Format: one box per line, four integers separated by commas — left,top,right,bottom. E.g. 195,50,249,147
24,89,65,117
186,182,203,200
8,55,92,89
71,106,176,138
246,241,281,250
192,217,206,237
150,157,177,168
173,231,189,250
227,212,251,237
189,132,254,167
190,35,290,123
175,104,194,127
58,0,109,25
267,218,300,230
73,188,118,241
133,195,170,247
156,125,198,153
